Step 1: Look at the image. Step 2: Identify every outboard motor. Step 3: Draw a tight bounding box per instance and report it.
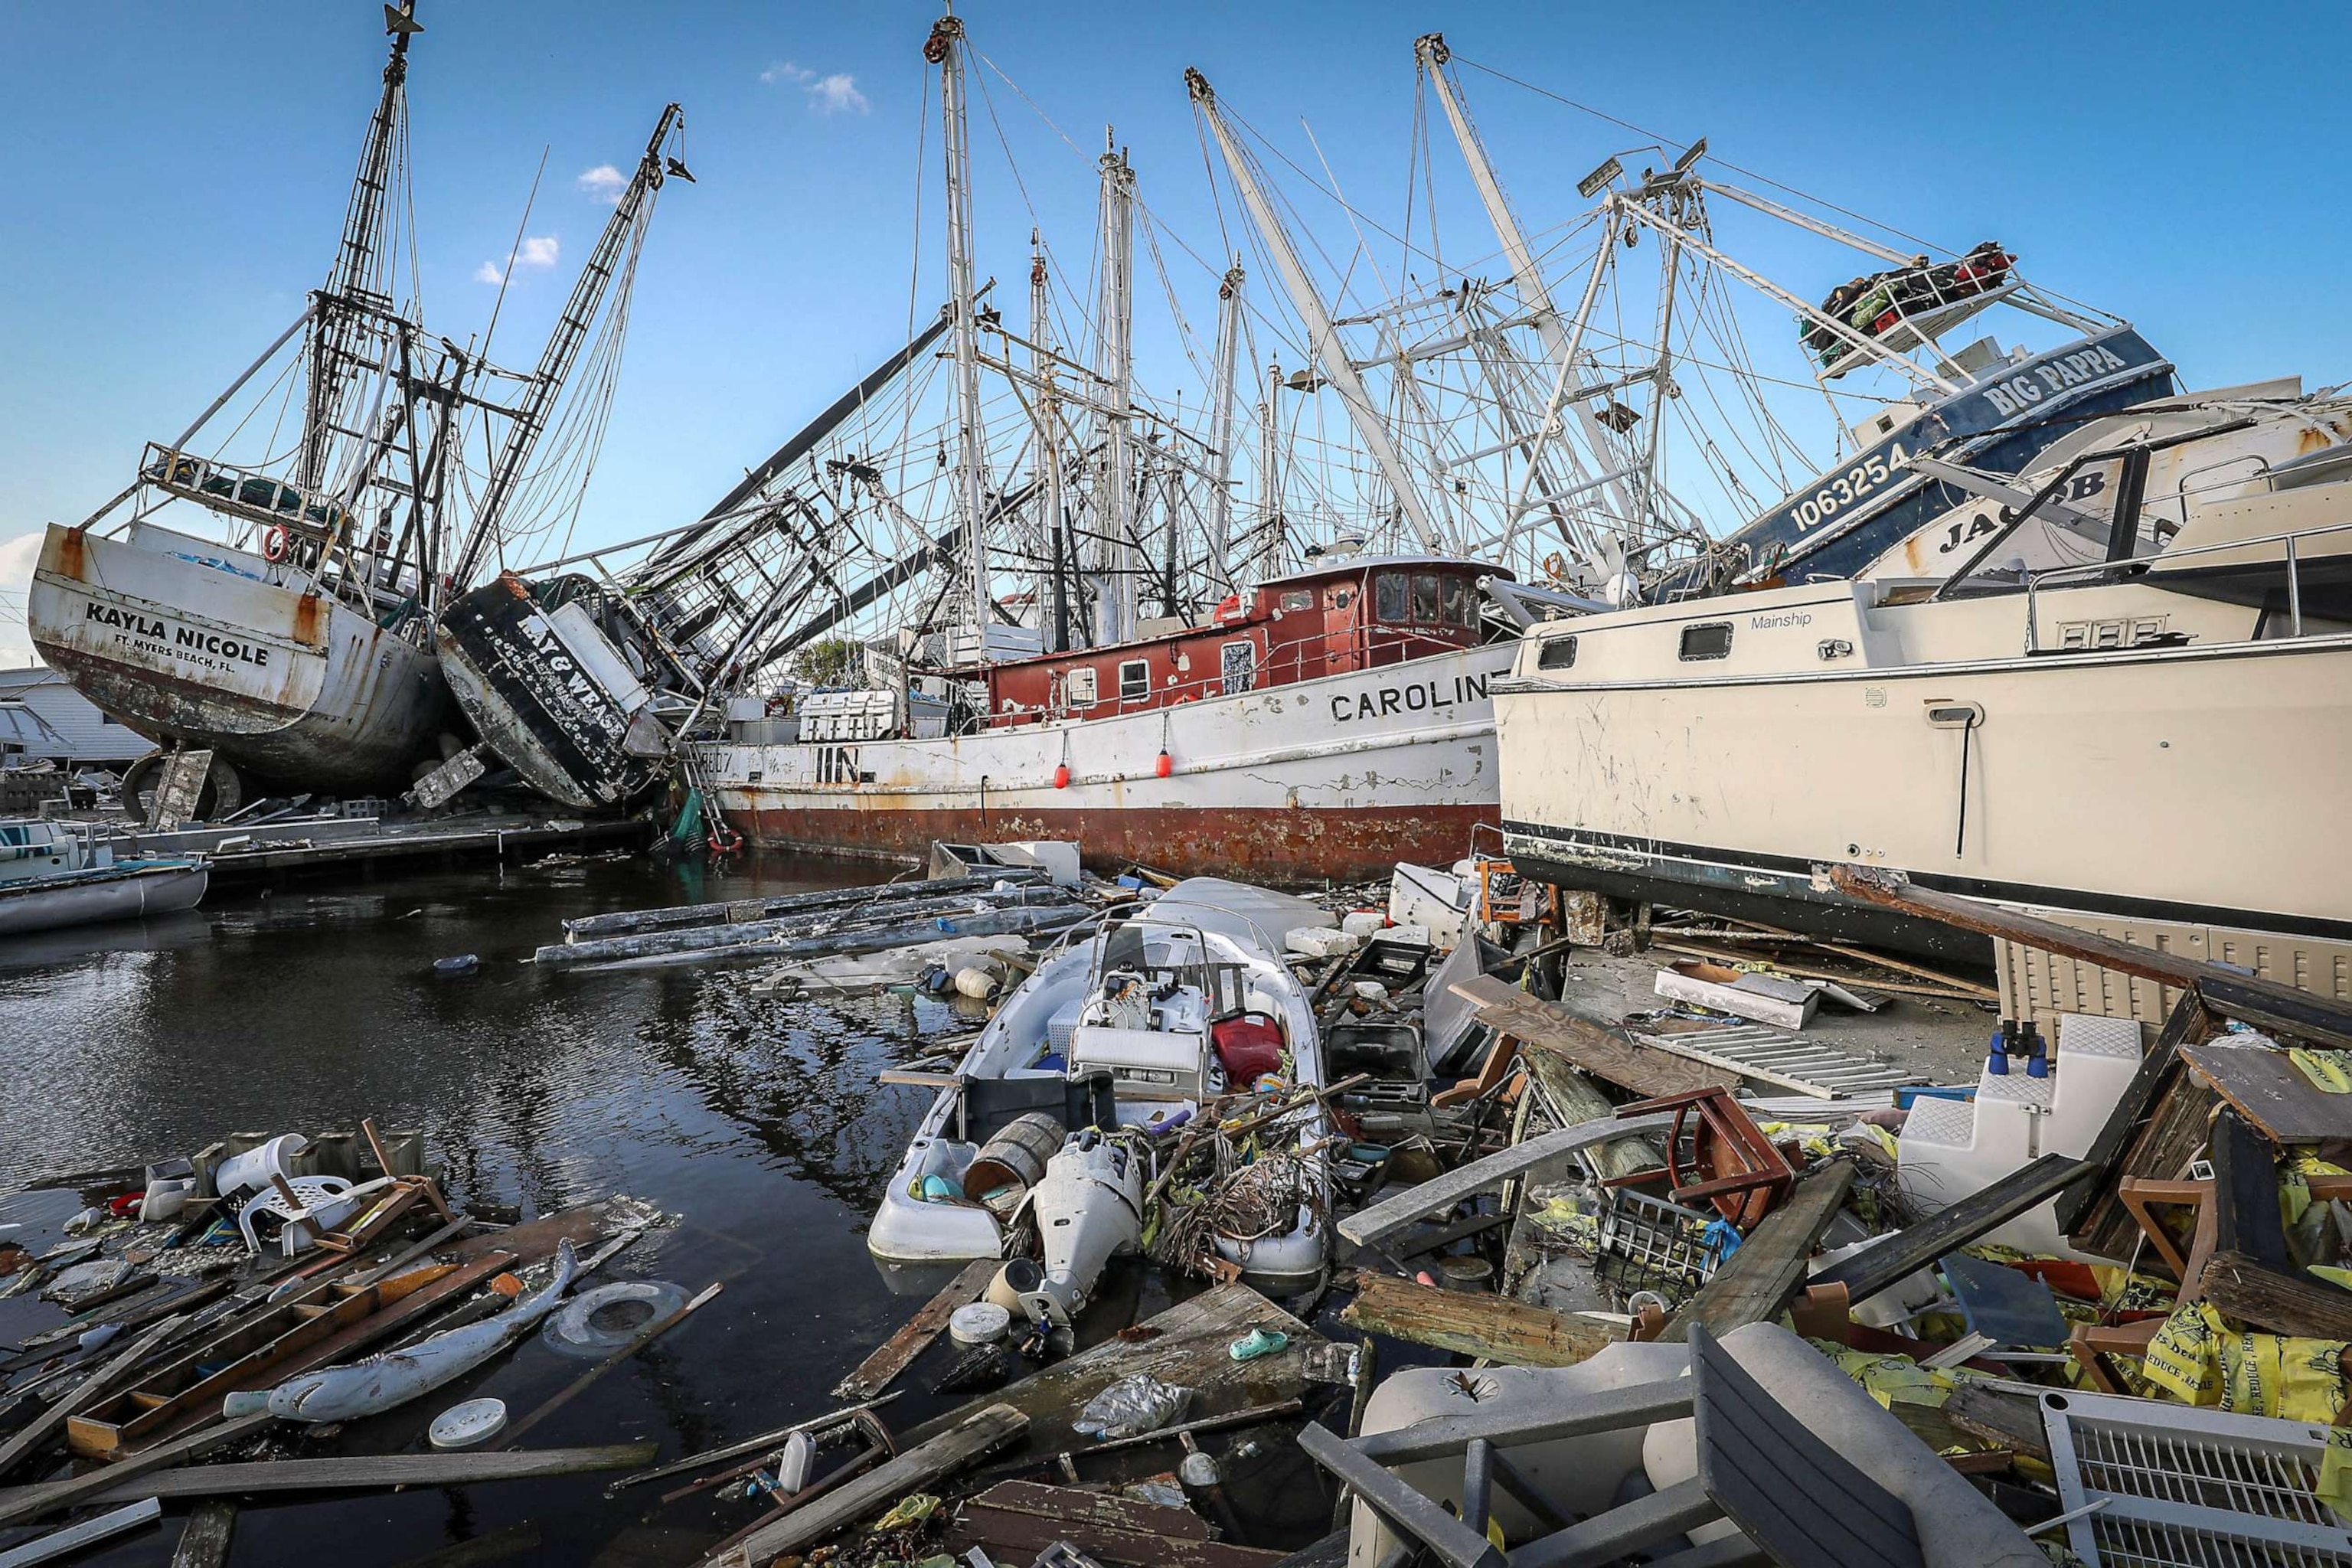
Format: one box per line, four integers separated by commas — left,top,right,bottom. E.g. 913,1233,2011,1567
1018,1129,1145,1328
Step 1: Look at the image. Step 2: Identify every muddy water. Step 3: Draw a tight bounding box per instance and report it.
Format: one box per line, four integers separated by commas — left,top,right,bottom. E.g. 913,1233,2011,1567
0,852,1083,1565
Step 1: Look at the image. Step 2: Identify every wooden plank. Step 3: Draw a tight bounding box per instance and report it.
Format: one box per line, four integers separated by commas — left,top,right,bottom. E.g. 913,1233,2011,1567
41,1443,659,1510
1940,1386,2052,1465
1338,1110,1678,1250
1812,1154,2089,1306
2181,1040,2349,1145
0,1412,273,1528
1449,973,1735,1099
704,1404,1025,1567
1520,1049,1664,1184
2055,990,2211,1238
833,1257,997,1400
2200,1250,2352,1339
165,1500,236,1568
0,1498,162,1568
1661,1161,1857,1341
899,1283,1318,1456
0,1312,189,1481
1828,865,2352,1048
1341,1269,1622,1366
948,1479,1284,1567
2073,1066,2220,1262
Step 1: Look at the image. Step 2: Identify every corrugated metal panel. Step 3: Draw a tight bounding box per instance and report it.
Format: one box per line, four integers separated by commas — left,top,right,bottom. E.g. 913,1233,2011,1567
0,665,149,763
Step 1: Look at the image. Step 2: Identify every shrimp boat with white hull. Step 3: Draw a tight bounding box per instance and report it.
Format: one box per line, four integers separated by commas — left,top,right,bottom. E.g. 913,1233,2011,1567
28,6,688,812
869,878,1334,1299
1494,416,2352,966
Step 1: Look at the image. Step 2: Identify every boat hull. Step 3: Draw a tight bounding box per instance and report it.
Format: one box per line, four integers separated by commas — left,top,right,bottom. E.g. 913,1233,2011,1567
1497,586,2352,962
708,643,1513,885
436,575,665,812
0,862,209,937
27,524,446,792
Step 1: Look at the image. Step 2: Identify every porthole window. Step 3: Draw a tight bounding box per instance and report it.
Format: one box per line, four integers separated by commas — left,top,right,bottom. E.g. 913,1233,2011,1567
1678,622,1733,662
1537,636,1578,671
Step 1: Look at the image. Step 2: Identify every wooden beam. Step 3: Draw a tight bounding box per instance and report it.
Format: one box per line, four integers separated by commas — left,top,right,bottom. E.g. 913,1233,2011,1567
948,1479,1285,1567
1337,1111,1679,1250
1827,864,2352,1048
0,1312,189,1482
1447,974,1735,1099
2055,989,2213,1238
2183,1040,2350,1145
833,1257,998,1400
702,1404,1026,1567
1340,1269,1622,1365
0,1412,273,1528
38,1444,659,1511
1812,1154,2089,1305
2200,1250,2352,1340
502,1283,722,1445
0,1498,162,1568
1661,1160,1857,1341
165,1501,237,1568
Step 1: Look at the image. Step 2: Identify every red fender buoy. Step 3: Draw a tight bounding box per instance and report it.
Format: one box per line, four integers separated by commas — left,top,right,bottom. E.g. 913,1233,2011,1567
1053,763,1070,789
1155,752,1174,779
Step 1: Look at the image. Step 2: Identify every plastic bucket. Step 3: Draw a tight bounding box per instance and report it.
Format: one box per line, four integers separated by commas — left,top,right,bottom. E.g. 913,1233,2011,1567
215,1134,310,1197
964,1111,1063,1201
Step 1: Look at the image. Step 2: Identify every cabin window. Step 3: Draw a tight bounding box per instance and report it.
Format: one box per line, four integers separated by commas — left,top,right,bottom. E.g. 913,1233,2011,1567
1679,622,1734,662
1220,639,1256,695
1066,667,1098,707
1537,635,1578,671
1439,575,1472,627
1412,573,1440,622
1118,659,1150,701
1374,573,1406,622
1279,590,1314,612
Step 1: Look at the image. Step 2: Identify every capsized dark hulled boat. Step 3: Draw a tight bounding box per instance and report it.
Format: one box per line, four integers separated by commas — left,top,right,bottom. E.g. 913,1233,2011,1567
436,314,949,811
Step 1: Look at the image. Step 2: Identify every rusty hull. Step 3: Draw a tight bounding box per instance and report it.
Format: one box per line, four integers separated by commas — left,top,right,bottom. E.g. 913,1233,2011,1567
730,800,1493,885
28,523,449,790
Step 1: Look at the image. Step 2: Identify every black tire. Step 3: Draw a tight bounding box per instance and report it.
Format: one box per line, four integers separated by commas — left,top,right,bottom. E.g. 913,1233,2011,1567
116,750,165,816
119,750,245,822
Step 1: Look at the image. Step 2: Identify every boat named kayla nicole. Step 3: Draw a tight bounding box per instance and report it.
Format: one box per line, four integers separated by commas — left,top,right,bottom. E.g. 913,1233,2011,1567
1494,413,2352,969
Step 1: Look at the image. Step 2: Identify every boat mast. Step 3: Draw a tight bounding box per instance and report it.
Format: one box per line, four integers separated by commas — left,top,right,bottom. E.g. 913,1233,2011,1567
1187,68,1447,554
1255,356,1284,583
1417,36,1635,529
929,11,995,657
452,101,687,588
1027,232,1071,650
300,2,422,490
1204,260,1245,597
1090,130,1138,645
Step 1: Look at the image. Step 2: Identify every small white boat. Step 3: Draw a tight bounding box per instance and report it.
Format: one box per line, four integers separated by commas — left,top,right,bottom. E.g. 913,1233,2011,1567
869,878,1334,1298
0,821,208,938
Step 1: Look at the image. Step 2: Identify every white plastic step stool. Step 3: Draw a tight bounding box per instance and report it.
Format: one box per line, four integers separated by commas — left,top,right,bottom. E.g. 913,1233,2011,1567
1895,1013,2141,1261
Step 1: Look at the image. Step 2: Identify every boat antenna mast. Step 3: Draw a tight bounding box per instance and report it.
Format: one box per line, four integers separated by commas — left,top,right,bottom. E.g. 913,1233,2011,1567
299,0,426,492
1187,67,1449,555
1204,260,1246,598
450,100,691,588
1089,129,1139,645
929,9,997,661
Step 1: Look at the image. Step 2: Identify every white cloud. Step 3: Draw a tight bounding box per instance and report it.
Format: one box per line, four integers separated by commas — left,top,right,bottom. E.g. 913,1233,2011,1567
807,74,869,116
474,234,560,286
761,58,868,115
576,164,625,204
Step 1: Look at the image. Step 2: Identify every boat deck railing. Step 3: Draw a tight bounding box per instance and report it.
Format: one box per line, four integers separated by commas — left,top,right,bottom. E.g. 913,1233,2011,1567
2022,514,2352,650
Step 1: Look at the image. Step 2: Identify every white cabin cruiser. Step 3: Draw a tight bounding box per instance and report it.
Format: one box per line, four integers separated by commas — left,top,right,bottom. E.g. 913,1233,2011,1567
869,879,1334,1299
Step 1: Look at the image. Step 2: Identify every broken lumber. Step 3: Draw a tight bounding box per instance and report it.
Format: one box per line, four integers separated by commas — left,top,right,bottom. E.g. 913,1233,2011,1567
1449,973,1736,1099
2055,990,2213,1241
0,1412,273,1528
701,1403,1025,1567
503,1282,722,1446
1828,864,2352,1048
1338,1109,1677,1250
834,1258,998,1400
0,1498,162,1568
1341,1269,1622,1365
2181,1038,2350,1145
0,1312,188,1482
1813,1154,2089,1305
948,1479,1285,1567
165,1500,237,1568
1661,1160,1857,1341
32,1443,658,1511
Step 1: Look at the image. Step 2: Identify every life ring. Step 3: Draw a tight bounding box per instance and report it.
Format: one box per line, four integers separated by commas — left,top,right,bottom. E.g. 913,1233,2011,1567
262,525,292,564
707,823,743,859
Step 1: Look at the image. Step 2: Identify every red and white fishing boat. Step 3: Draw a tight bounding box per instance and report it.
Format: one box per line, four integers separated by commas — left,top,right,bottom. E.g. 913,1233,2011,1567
707,554,1514,883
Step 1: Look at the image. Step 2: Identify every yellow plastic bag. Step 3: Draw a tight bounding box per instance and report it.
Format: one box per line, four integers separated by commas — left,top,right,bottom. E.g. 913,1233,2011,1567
1821,1346,1955,1410
2289,1047,2352,1094
2323,1428,2352,1526
2141,1301,2222,1406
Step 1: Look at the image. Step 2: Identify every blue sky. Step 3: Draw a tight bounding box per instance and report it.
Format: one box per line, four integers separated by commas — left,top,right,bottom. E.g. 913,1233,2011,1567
4,1,2347,661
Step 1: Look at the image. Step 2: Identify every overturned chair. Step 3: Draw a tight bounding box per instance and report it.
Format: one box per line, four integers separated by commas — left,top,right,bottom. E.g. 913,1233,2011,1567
1298,1321,2041,1568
